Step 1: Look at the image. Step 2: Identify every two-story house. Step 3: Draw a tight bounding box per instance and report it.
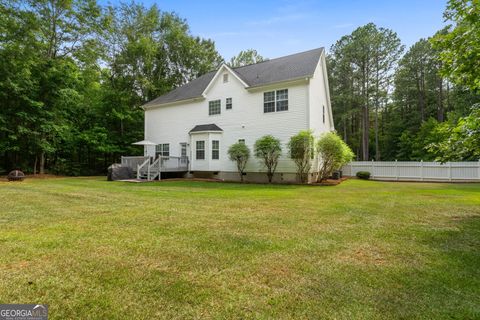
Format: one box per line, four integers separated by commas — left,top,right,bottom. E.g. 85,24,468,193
138,47,334,182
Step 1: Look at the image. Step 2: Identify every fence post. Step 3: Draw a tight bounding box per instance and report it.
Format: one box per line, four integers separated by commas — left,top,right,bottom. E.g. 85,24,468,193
395,160,398,181
371,159,375,179
420,160,424,181
478,159,480,180
448,162,452,181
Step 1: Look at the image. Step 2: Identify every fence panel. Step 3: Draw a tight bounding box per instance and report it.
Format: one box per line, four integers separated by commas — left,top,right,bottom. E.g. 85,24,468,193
343,161,480,182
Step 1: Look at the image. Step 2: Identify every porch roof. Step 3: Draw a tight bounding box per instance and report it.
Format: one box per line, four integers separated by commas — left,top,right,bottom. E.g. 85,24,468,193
189,124,223,133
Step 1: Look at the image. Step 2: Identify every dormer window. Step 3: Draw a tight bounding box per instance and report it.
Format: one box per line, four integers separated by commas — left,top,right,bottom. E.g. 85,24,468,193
223,73,229,83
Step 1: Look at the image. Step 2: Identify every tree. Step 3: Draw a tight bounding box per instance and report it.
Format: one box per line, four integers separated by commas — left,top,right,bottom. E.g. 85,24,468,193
228,49,266,68
426,105,480,162
432,0,480,90
329,23,403,161
316,132,354,182
0,1,223,175
287,130,314,183
254,135,282,183
227,142,250,182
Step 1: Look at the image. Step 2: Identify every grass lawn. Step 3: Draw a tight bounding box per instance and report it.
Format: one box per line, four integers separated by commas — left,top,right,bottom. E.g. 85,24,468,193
0,177,479,319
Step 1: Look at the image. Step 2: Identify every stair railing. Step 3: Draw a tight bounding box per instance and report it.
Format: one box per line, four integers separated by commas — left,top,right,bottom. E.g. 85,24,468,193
148,157,160,180
137,158,150,179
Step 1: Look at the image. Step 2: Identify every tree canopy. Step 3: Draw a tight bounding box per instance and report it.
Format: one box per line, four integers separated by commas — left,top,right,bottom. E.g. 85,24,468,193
228,49,266,68
0,0,222,174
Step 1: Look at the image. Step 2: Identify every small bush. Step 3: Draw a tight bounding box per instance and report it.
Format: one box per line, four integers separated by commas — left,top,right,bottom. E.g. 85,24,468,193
254,135,282,183
288,130,314,183
316,132,354,182
356,171,371,180
228,142,250,182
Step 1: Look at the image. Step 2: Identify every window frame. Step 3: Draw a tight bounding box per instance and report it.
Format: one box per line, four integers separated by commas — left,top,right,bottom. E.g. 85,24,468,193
211,140,219,160
263,91,276,113
196,141,205,160
180,142,187,158
226,97,232,110
155,143,170,157
223,73,229,83
209,99,221,115
238,139,245,144
263,89,288,113
276,89,288,112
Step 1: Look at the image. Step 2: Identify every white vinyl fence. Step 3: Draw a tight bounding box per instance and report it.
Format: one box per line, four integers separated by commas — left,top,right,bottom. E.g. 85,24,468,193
343,161,480,182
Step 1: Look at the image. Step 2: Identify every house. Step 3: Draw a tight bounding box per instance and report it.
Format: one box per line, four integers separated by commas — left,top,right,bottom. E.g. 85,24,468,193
127,47,334,182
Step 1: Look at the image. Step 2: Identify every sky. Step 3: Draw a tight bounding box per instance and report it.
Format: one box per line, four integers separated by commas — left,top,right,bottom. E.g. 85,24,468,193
102,0,449,60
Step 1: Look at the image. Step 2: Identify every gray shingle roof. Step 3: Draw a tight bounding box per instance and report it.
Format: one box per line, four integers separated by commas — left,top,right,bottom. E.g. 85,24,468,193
143,47,324,108
189,124,223,133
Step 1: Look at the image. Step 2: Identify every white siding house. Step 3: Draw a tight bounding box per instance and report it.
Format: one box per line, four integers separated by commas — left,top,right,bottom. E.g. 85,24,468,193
139,48,334,182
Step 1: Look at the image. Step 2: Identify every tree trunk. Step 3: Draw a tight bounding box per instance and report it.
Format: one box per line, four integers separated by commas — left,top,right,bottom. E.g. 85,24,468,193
437,76,444,122
33,156,38,175
39,151,45,174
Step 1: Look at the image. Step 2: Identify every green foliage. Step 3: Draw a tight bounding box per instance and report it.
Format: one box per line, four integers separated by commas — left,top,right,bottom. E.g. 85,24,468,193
227,142,250,182
287,130,314,183
0,0,222,175
329,23,404,161
330,18,479,162
432,0,480,90
356,171,371,180
228,49,266,68
426,105,480,162
254,135,282,183
316,132,354,182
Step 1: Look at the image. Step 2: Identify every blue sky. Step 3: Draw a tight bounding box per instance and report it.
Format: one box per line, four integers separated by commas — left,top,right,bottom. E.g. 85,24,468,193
103,0,448,60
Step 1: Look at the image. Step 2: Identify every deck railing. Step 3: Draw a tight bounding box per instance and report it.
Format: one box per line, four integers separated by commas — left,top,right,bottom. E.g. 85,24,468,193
121,155,189,179
121,156,150,171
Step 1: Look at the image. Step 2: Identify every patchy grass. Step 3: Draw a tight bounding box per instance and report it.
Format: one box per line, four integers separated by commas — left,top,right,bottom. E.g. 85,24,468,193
0,177,479,319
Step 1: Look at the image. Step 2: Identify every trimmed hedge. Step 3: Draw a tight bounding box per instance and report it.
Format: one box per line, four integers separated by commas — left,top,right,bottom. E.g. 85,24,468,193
356,171,371,180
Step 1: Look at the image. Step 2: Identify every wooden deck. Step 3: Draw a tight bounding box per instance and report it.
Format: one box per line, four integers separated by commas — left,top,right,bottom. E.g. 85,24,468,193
121,156,188,180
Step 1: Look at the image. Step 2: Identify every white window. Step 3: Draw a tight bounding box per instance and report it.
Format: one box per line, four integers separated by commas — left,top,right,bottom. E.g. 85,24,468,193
238,139,245,144
212,140,219,160
226,97,232,110
263,91,275,113
180,143,187,157
323,105,325,124
264,89,288,113
155,143,169,157
196,141,205,160
209,100,221,115
276,89,288,111
223,73,229,83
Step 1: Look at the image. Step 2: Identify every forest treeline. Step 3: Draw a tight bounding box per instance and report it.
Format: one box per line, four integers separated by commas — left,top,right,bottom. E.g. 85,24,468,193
329,0,479,162
0,0,478,175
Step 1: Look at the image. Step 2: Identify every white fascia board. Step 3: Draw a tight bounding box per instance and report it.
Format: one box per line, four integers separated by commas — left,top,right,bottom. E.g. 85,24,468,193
142,96,205,110
201,64,249,96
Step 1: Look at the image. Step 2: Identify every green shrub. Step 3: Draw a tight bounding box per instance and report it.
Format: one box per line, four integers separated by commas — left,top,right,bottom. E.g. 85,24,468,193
288,130,314,183
356,171,371,180
254,135,282,183
316,132,354,182
227,142,250,182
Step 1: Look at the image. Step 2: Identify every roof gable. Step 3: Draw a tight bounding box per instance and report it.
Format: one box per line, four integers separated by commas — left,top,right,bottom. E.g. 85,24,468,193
202,64,248,96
